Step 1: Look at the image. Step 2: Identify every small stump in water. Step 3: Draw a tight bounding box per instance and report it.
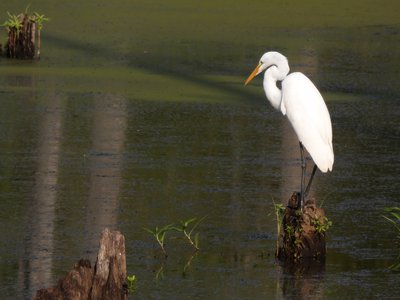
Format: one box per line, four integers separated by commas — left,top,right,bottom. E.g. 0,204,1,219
4,13,35,59
2,11,49,59
34,228,128,300
276,192,331,261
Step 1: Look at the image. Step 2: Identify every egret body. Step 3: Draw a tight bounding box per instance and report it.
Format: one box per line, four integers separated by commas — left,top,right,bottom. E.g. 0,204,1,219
245,51,333,207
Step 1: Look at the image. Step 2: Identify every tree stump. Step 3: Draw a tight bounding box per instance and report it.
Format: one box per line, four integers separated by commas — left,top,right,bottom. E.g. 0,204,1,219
276,192,330,261
90,228,127,300
5,14,36,59
3,11,48,59
34,228,128,300
34,259,93,300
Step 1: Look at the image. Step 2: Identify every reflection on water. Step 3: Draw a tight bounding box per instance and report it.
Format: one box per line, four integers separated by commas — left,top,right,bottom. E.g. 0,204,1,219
20,92,64,297
278,259,326,300
85,94,127,256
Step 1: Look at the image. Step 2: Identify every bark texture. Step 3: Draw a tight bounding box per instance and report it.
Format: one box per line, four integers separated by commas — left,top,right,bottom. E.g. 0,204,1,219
5,14,36,59
34,228,128,300
277,192,328,261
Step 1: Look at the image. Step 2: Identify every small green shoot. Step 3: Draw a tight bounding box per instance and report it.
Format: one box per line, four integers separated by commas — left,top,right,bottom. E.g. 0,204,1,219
285,225,295,238
126,274,136,293
273,202,285,255
145,216,206,257
383,207,400,270
178,216,206,251
144,224,179,257
32,12,49,30
24,4,31,15
383,207,400,232
2,12,23,34
312,216,332,234
274,203,285,234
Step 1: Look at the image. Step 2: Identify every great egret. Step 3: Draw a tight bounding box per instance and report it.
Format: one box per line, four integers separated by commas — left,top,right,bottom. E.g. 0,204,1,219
245,51,333,208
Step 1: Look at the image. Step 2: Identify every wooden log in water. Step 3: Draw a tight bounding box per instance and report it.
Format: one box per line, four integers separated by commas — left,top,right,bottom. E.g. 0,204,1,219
276,192,328,261
34,228,128,300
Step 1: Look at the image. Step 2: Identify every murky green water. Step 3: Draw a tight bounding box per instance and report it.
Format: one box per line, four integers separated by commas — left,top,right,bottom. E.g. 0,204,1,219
0,1,399,299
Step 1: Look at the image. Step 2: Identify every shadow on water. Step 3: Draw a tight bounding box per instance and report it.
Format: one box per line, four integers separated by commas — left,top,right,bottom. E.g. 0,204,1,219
42,22,400,100
43,33,262,104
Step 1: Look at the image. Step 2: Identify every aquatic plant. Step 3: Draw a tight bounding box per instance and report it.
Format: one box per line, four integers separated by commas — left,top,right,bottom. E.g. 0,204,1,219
311,216,332,234
1,7,49,59
383,207,400,232
30,12,49,58
126,274,136,293
144,223,179,257
272,201,285,256
31,12,49,31
285,225,295,238
178,216,206,251
383,207,400,270
144,216,205,257
2,12,23,34
274,203,286,237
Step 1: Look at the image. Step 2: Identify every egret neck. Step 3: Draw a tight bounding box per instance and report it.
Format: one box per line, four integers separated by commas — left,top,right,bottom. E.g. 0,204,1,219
264,66,284,112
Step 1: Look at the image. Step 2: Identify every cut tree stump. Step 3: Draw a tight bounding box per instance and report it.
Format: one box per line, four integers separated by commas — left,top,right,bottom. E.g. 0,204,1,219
276,192,329,261
34,228,128,300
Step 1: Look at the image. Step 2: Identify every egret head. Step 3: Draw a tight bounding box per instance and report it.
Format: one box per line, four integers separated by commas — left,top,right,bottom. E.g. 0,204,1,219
244,61,264,85
245,51,289,85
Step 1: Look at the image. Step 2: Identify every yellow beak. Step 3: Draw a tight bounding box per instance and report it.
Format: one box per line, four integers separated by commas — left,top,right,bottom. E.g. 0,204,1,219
244,63,261,85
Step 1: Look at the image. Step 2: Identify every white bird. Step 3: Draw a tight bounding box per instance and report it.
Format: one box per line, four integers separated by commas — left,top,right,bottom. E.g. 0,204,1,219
245,51,334,208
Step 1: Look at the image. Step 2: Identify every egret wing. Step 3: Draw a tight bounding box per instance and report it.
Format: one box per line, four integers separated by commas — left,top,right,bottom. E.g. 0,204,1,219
282,72,334,172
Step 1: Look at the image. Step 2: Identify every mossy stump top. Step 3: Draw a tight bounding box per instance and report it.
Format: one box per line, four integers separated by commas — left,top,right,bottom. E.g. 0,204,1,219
277,192,329,261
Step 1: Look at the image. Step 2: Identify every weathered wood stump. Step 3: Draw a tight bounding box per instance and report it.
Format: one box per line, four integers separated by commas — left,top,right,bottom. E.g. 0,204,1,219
5,14,36,59
91,228,127,300
276,192,329,261
34,259,93,300
34,228,128,300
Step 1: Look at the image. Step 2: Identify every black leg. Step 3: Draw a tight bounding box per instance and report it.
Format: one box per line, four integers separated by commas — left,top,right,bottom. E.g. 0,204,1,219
304,164,317,199
299,142,306,210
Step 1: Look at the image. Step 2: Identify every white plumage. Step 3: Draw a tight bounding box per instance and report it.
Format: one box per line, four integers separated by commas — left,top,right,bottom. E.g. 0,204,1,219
245,51,334,173
245,51,334,207
282,72,333,172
